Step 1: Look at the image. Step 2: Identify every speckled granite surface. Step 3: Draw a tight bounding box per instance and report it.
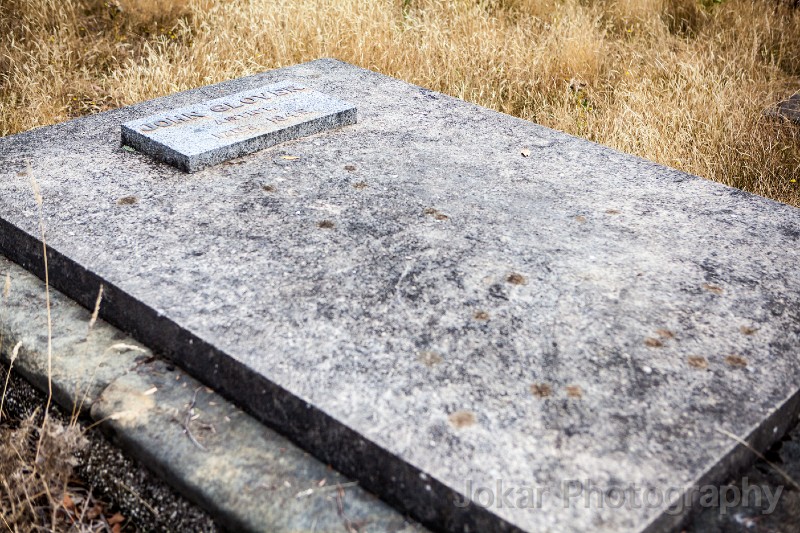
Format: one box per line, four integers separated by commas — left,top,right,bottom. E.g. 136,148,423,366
1,59,800,532
0,254,423,532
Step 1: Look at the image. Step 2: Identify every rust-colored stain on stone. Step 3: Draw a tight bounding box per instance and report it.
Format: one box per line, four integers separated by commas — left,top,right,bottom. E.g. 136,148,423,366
417,351,442,367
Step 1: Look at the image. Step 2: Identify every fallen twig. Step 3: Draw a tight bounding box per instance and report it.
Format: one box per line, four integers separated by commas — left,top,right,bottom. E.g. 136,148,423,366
715,426,800,491
115,479,158,517
295,481,357,499
182,386,207,451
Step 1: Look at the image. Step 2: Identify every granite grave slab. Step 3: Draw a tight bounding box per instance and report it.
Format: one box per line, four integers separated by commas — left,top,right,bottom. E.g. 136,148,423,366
2,59,800,532
121,79,357,172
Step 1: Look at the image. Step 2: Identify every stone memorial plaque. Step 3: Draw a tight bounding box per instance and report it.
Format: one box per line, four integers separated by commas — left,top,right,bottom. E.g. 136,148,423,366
2,59,800,533
121,80,357,172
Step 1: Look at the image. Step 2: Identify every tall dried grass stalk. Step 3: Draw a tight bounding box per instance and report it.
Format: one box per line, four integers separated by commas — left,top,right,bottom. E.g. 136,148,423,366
0,343,22,423
27,170,56,473
72,285,105,425
0,273,10,378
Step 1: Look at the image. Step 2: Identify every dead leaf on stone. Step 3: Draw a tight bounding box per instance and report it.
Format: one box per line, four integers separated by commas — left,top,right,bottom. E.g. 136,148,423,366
687,356,708,369
566,385,582,398
656,329,675,339
725,355,748,368
449,410,476,428
530,383,552,398
473,310,490,321
109,343,147,353
644,337,663,348
117,195,138,205
702,283,723,295
424,207,449,220
506,273,527,285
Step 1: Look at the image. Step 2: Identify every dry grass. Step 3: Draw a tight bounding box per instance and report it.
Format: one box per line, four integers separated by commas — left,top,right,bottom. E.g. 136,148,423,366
0,0,799,202
0,178,122,532
0,387,125,533
0,410,96,532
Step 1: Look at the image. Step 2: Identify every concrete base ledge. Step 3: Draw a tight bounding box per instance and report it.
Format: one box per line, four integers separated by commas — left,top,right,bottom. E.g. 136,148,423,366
0,254,423,533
